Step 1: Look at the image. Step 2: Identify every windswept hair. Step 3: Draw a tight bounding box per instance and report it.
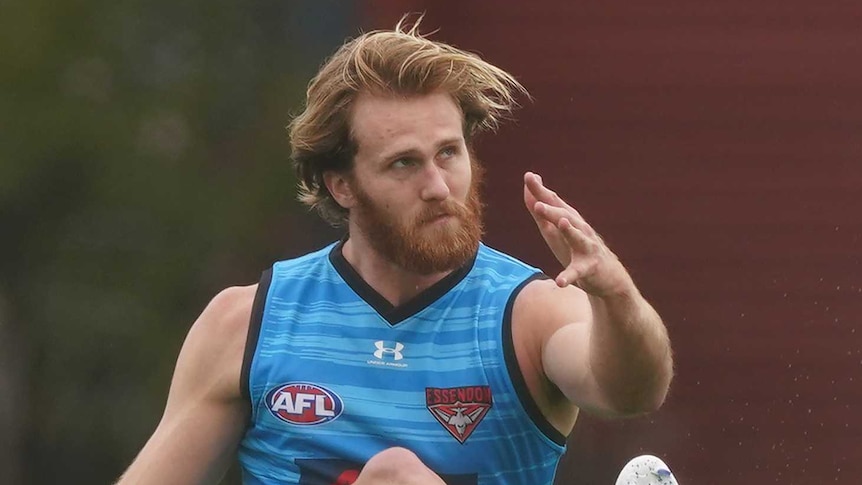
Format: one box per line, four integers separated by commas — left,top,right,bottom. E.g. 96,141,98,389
289,14,529,226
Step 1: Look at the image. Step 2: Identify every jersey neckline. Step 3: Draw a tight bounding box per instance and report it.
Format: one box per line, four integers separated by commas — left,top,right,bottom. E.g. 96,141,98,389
328,239,478,326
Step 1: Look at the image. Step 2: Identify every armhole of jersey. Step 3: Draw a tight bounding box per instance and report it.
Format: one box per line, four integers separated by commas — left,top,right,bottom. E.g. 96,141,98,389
240,268,273,406
502,273,567,447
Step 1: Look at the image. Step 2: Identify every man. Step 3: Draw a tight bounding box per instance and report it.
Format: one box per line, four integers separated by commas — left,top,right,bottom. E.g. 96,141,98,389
118,17,674,485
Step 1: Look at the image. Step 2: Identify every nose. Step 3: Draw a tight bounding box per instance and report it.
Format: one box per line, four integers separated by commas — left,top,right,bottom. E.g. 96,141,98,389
419,163,451,201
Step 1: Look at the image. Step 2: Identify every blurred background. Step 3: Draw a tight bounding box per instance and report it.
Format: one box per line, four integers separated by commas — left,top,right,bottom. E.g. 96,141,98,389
2,1,860,484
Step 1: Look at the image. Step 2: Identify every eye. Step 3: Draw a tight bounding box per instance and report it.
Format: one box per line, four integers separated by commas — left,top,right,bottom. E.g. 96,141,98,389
439,146,457,158
391,158,415,169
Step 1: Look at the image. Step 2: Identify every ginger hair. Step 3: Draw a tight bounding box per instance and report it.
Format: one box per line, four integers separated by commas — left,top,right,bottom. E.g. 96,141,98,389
289,15,527,226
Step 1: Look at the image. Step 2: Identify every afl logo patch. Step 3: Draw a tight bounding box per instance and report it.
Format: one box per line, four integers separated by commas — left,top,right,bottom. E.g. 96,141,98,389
266,382,344,426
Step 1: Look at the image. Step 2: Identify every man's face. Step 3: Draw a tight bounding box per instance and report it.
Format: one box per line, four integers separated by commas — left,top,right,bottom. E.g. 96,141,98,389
346,92,484,274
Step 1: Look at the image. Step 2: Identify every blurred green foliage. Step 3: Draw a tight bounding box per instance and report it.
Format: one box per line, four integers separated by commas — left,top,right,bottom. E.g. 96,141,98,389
1,1,351,482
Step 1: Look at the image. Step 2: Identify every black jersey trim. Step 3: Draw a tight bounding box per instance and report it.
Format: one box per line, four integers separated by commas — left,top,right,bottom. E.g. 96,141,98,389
329,240,394,316
328,239,477,326
240,268,273,404
502,273,567,447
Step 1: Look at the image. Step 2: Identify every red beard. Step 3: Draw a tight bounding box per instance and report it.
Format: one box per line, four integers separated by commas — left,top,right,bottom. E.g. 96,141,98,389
351,172,484,275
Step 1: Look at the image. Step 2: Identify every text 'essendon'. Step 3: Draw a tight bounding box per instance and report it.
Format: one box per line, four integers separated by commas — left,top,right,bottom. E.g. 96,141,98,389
425,386,492,405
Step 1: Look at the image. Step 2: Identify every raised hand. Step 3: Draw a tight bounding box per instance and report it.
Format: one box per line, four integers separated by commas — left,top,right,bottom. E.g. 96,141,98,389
523,172,635,297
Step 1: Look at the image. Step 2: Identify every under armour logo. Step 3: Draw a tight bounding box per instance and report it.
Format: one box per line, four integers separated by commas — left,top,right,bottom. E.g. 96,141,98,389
373,341,404,360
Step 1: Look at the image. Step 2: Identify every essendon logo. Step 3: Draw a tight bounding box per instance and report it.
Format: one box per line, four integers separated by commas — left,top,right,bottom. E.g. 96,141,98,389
266,382,344,426
426,386,492,444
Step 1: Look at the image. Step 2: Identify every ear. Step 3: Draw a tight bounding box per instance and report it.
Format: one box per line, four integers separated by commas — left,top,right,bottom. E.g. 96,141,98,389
323,171,356,210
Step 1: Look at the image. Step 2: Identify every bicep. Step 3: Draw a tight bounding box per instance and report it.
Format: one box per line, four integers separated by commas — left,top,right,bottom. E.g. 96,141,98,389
517,280,622,417
542,321,615,416
118,286,254,484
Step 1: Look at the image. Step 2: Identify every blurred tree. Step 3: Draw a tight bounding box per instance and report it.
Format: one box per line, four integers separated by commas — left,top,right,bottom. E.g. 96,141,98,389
0,1,351,483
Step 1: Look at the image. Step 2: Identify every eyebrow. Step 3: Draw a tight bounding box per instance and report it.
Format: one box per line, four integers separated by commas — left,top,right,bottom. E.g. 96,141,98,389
435,137,464,149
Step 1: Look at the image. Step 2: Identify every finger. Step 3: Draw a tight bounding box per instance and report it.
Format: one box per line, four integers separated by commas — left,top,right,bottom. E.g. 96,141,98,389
524,172,575,211
555,259,593,288
524,172,559,206
523,177,539,216
556,266,586,288
534,202,595,237
524,173,595,234
524,180,561,234
557,217,593,250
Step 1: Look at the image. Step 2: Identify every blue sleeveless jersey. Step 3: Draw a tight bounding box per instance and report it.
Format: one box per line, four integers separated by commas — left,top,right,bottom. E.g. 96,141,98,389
237,241,566,485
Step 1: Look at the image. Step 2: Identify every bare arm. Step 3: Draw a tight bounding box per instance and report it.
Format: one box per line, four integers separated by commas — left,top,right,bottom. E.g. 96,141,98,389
517,172,673,418
117,285,256,484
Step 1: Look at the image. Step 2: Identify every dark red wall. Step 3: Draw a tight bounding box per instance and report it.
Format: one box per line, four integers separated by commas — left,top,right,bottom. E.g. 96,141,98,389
361,2,862,484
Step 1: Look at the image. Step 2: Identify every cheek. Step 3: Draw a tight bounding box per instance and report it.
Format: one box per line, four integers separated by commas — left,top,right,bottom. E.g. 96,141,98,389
452,165,473,199
375,189,413,220
460,175,473,196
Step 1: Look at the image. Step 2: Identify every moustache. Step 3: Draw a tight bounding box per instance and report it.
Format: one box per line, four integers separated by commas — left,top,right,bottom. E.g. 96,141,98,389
416,199,470,225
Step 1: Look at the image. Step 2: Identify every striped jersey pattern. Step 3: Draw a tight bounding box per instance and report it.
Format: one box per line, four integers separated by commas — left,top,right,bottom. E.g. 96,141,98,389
237,241,566,485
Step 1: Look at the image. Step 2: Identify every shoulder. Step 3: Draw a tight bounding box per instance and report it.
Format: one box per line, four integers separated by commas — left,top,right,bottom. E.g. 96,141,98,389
192,285,257,344
515,278,583,304
177,284,259,401
512,279,591,343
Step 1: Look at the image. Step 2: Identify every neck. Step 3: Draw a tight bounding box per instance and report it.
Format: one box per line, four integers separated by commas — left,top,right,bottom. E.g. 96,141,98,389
342,233,453,307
